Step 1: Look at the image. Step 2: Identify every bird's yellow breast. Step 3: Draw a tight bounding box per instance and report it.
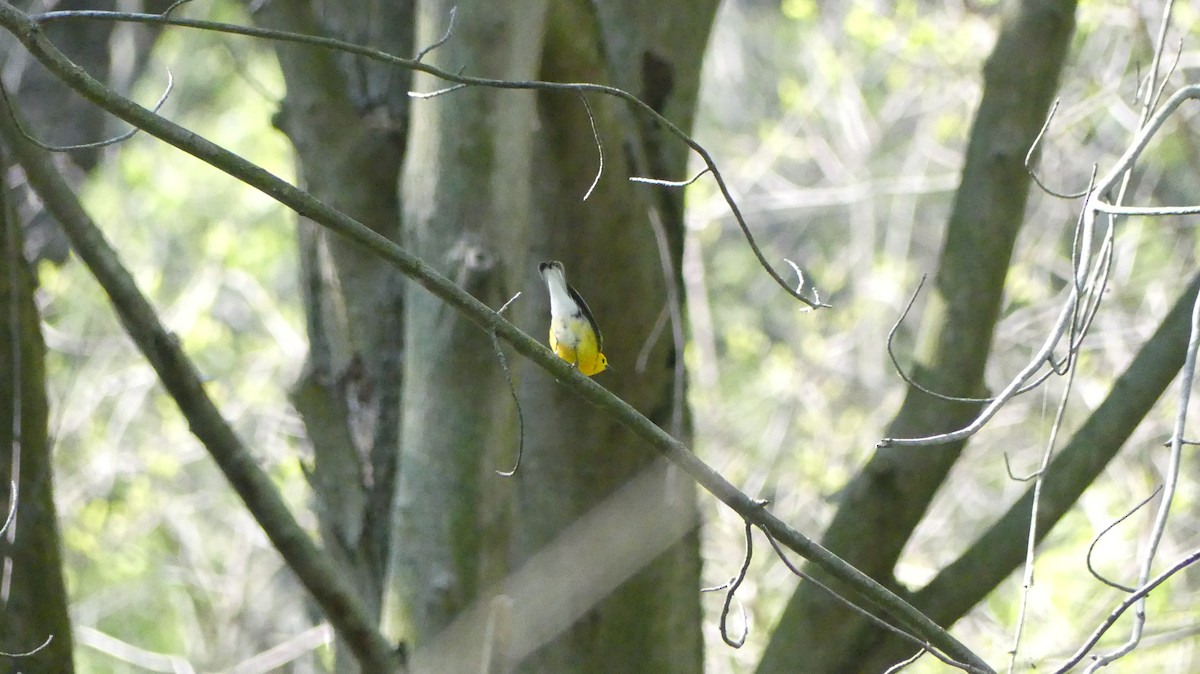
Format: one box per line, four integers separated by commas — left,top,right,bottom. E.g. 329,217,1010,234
549,315,607,376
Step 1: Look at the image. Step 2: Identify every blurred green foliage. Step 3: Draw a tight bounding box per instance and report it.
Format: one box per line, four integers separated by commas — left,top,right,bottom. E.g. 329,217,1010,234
692,1,1199,672
41,2,320,671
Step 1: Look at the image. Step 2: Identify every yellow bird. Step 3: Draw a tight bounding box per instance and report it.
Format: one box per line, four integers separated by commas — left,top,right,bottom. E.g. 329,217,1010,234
539,261,608,376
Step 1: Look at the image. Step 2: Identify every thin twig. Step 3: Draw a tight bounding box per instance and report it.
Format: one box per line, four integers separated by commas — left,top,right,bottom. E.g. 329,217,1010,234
413,6,456,63
0,70,173,151
782,258,828,310
629,167,710,188
1054,167,1103,382
161,0,194,18
886,275,987,404
0,634,53,658
761,531,990,674
1025,100,1088,199
1086,84,1200,217
634,303,669,374
1006,351,1079,674
1002,453,1041,483
885,275,1052,406
492,293,525,477
879,256,1083,448
1067,219,1112,356
1054,545,1200,674
408,83,468,99
1085,486,1163,593
577,92,603,202
1088,202,1200,217
1145,38,1182,118
1087,281,1200,669
705,521,753,648
1067,167,1099,299
883,648,927,674
0,481,15,537
644,206,688,436
1084,10,1189,661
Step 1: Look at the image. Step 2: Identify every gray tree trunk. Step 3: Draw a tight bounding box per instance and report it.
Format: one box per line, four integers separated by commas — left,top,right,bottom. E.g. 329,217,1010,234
256,2,413,671
385,1,718,672
0,146,74,673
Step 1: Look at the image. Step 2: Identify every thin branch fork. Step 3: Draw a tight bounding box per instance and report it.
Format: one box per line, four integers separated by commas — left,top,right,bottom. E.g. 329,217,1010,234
880,84,1200,449
1053,545,1200,674
0,4,991,671
1068,4,1193,665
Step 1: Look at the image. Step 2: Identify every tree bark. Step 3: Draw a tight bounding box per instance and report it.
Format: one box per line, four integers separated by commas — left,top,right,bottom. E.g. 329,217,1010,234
386,0,546,648
0,144,75,673
386,1,717,671
254,2,413,670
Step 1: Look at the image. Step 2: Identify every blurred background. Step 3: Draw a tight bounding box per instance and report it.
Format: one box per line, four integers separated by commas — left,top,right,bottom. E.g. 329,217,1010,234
18,0,1200,671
